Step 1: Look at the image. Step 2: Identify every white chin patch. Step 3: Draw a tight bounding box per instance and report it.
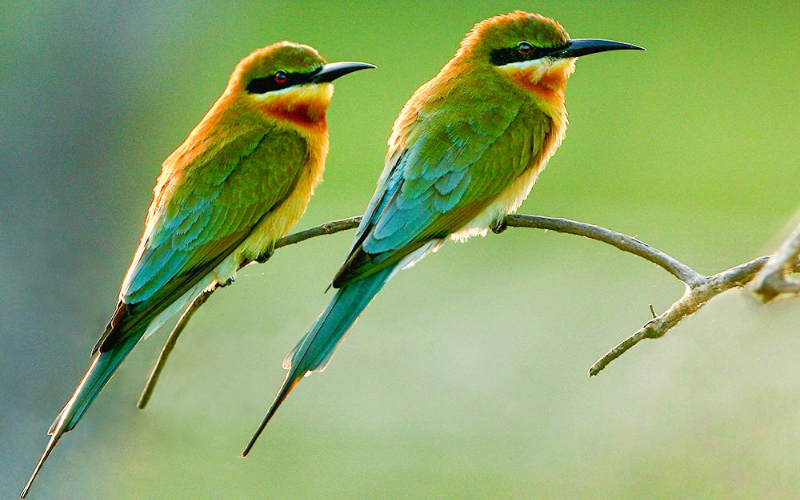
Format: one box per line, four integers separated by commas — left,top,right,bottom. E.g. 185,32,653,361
503,58,550,71
252,82,330,100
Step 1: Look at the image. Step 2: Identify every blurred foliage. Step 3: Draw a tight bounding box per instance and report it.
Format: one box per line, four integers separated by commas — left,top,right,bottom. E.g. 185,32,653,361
2,1,799,498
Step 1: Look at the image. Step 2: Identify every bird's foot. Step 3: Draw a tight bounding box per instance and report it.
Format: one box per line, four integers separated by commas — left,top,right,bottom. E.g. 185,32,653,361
491,218,508,234
254,249,274,264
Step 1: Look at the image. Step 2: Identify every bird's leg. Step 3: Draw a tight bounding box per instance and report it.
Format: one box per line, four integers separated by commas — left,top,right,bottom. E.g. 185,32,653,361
137,286,216,409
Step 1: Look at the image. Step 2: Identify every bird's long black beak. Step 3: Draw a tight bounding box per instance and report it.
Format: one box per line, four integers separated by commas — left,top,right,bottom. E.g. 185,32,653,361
556,38,644,58
312,62,376,83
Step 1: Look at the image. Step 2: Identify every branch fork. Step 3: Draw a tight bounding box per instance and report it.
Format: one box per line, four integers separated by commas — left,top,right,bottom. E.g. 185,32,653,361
751,222,800,302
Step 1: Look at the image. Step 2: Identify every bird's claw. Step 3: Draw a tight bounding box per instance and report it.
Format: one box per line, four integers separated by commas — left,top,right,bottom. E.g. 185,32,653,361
254,249,273,264
491,219,508,234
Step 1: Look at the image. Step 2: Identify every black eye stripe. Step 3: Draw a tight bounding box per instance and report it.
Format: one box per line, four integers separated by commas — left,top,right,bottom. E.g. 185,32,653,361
245,67,320,94
490,41,565,66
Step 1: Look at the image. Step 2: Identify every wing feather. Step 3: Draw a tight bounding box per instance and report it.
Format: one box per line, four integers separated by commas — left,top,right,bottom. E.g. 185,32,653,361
95,125,307,353
333,100,549,287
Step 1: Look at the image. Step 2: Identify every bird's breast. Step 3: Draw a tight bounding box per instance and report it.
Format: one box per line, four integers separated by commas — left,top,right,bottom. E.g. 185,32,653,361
451,97,569,242
235,127,329,267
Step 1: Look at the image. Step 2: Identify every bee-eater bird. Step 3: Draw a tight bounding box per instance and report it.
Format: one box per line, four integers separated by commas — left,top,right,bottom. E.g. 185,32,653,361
21,42,374,498
243,11,643,455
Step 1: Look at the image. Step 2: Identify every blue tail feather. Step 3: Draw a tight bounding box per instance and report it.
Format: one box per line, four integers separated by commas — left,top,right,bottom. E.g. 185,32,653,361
23,333,141,498
52,335,140,433
243,267,393,456
288,266,393,373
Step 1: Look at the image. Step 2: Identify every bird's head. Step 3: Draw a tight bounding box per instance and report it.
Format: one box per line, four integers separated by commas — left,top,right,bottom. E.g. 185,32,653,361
457,11,642,113
227,42,374,130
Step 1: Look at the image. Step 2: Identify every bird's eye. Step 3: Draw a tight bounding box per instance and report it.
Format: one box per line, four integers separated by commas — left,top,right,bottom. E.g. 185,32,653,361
518,42,533,55
274,71,288,84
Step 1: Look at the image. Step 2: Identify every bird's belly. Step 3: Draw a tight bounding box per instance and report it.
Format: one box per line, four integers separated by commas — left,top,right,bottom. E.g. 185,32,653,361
236,186,311,262
224,141,327,281
450,164,543,242
450,105,567,243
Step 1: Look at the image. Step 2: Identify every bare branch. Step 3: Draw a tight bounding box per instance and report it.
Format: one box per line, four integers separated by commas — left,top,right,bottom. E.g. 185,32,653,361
274,216,361,250
504,215,704,286
588,256,771,376
751,222,800,302
270,215,794,377
499,216,794,376
138,213,800,402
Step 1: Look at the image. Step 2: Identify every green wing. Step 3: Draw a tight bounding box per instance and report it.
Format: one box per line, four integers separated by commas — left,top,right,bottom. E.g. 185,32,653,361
95,125,307,353
333,100,550,287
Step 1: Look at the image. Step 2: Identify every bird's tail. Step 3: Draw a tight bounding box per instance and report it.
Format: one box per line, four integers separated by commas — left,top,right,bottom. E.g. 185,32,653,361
21,334,140,498
242,266,394,456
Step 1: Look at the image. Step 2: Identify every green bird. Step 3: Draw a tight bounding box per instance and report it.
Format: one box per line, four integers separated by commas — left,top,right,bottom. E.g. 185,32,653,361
243,11,643,454
22,42,373,497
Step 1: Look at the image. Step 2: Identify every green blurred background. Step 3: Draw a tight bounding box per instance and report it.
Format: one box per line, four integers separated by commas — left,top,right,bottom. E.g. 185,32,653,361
3,1,799,498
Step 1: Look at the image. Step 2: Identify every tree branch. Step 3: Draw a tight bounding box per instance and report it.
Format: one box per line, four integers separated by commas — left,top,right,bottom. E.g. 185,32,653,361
503,215,704,286
587,255,772,376
498,215,799,376
273,216,362,250
138,213,800,404
751,222,800,302
271,215,799,376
